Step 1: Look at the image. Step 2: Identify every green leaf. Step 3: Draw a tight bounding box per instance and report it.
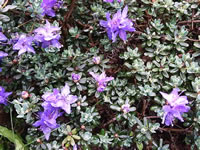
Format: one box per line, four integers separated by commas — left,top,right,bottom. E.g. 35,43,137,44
194,42,200,48
136,142,143,150
0,126,26,150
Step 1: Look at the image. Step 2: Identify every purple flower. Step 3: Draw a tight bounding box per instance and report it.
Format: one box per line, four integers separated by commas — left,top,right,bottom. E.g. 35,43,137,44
121,100,135,114
41,0,61,17
160,88,190,126
34,20,62,49
0,32,8,42
104,0,121,3
0,51,8,59
89,71,114,92
162,105,190,126
160,88,188,107
33,106,61,140
73,144,77,150
93,56,101,65
121,104,130,113
72,73,81,82
0,86,12,105
13,34,35,56
100,6,135,42
42,83,78,114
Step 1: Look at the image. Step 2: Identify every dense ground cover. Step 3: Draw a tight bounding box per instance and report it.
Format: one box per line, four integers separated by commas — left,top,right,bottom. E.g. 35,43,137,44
0,0,200,149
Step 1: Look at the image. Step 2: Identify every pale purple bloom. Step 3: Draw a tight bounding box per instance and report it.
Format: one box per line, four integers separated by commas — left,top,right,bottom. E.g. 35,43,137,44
73,144,77,150
34,20,62,48
160,88,188,107
13,34,35,56
121,104,130,113
93,56,101,65
0,32,7,42
41,0,61,17
104,0,121,3
160,88,190,126
0,86,12,105
42,83,78,114
100,6,135,42
33,106,61,140
72,73,81,82
89,72,114,92
121,100,135,114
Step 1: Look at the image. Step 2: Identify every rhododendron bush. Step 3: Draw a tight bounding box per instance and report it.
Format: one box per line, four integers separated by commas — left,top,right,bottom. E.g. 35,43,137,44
0,0,200,149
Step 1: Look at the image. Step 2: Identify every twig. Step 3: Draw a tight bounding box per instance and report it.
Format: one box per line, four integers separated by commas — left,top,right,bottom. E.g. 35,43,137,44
64,0,77,22
159,127,193,133
103,117,116,127
178,20,200,24
134,31,143,35
191,9,194,30
187,38,200,42
145,116,160,119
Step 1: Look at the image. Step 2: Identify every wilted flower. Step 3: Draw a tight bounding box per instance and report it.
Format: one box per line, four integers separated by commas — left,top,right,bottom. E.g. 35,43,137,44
93,56,101,65
100,6,135,42
34,20,62,48
41,0,62,17
72,73,81,82
161,88,190,126
13,34,35,56
42,83,78,114
0,86,12,105
89,71,114,92
33,106,61,140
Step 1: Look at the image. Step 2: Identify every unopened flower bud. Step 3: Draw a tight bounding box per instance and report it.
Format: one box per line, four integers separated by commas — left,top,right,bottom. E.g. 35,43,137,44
12,59,18,64
36,138,42,144
21,91,29,99
114,133,119,138
81,125,85,130
77,101,81,106
93,56,101,65
72,73,81,83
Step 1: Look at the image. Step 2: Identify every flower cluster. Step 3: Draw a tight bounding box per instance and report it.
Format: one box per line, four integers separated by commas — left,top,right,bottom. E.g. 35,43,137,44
90,72,114,92
160,88,190,126
34,83,77,140
100,6,135,42
0,86,12,105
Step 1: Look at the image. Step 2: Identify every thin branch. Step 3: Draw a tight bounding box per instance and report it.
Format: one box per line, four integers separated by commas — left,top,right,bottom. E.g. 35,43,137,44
159,127,193,133
64,0,77,22
178,20,200,24
187,38,200,42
